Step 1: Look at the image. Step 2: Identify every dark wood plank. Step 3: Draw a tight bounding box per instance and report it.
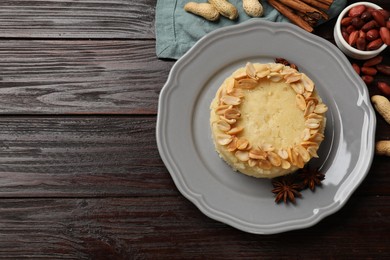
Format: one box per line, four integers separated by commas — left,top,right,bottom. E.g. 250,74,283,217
0,116,387,197
0,40,174,114
0,195,387,258
0,117,176,197
0,0,156,39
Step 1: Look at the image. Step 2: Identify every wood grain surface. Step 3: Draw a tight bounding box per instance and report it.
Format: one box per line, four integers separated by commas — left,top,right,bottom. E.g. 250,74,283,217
0,0,388,258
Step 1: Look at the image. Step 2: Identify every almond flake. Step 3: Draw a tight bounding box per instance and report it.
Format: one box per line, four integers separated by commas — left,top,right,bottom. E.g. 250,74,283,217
277,149,288,160
307,146,319,158
235,150,249,161
237,138,249,150
249,149,267,160
246,62,257,79
305,118,320,129
261,143,275,152
296,94,306,110
216,134,233,146
301,128,311,141
256,69,270,79
219,116,236,124
267,72,283,82
238,78,258,89
281,160,291,169
301,74,314,92
224,108,241,119
314,103,328,114
227,137,238,152
216,120,231,132
290,82,304,94
294,145,310,162
285,73,301,83
304,100,315,117
267,151,282,166
227,126,244,135
269,63,284,72
248,159,258,167
258,159,272,170
221,95,241,105
225,77,236,94
216,104,231,115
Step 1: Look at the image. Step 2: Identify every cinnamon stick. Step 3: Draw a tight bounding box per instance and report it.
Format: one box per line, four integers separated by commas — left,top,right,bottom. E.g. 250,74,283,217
300,0,330,10
296,11,318,27
317,0,333,6
278,0,328,20
268,0,314,32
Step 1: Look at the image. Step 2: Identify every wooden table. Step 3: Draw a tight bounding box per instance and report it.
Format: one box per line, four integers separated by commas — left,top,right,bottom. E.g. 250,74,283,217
0,0,388,258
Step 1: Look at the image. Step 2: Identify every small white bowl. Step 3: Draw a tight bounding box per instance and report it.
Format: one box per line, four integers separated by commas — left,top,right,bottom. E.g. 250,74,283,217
334,2,387,60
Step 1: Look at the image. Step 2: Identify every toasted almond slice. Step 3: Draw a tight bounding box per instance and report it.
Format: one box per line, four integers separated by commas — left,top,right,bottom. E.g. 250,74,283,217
281,160,291,169
224,108,241,119
256,69,270,79
268,151,282,166
235,150,249,161
249,149,267,160
287,147,293,163
233,70,248,80
216,120,231,132
314,103,328,114
248,159,258,167
225,77,236,94
301,141,319,148
310,133,325,142
285,73,301,83
305,118,320,129
290,82,304,94
301,128,311,141
261,143,275,152
267,72,283,82
304,100,315,117
216,134,233,146
296,94,306,110
258,159,272,170
291,149,305,168
307,146,319,158
237,138,249,150
269,63,284,72
307,113,323,120
227,136,238,152
230,88,245,98
215,104,231,115
303,91,312,99
238,78,258,89
227,126,244,135
254,63,269,72
280,67,297,75
246,62,257,79
277,149,288,160
219,115,236,124
221,95,241,105
305,97,319,105
301,73,314,92
310,128,319,135
294,145,311,162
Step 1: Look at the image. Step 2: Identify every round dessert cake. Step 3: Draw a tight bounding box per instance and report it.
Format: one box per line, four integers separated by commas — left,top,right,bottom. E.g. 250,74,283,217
210,62,327,178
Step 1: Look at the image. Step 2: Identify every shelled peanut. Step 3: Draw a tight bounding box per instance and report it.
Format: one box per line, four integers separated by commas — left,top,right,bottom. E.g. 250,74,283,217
351,55,390,96
341,5,390,51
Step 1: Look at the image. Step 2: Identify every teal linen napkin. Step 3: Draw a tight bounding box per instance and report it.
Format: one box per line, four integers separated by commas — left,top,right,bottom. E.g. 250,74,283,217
155,0,346,59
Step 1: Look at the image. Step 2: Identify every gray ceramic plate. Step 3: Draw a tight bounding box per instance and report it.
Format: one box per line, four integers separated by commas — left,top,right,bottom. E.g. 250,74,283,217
156,19,376,234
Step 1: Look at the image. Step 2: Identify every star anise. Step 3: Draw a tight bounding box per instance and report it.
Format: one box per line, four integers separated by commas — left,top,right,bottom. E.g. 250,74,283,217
274,57,299,71
271,176,302,204
297,167,325,191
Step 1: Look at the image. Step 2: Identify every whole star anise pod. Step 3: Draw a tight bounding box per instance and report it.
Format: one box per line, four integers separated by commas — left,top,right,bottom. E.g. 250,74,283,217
271,176,302,204
297,167,325,191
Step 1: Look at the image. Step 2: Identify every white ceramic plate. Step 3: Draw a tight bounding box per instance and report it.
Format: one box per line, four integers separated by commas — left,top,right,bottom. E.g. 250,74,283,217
156,19,376,234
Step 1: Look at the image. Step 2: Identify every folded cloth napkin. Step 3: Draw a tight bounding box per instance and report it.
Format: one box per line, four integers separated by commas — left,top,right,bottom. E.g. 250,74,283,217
155,0,346,59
